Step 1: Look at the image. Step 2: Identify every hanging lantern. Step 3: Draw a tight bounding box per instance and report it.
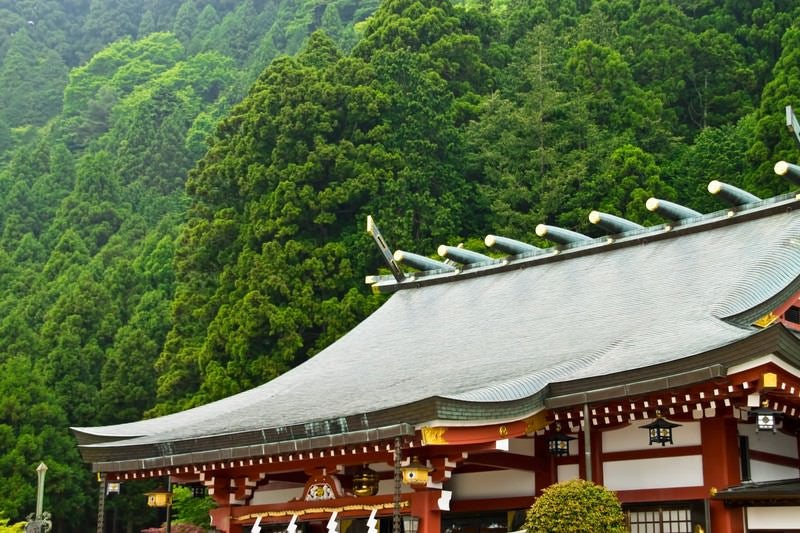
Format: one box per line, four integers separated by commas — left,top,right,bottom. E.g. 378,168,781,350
640,410,681,446
352,465,380,496
145,487,173,507
750,400,782,433
547,423,576,456
402,516,420,533
401,457,429,485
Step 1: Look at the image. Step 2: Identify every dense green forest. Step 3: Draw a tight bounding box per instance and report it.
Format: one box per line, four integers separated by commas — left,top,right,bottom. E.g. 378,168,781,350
0,0,799,530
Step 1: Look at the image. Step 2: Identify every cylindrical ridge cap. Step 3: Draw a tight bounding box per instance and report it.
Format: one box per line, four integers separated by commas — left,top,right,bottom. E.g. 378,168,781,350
707,180,760,206
437,245,492,265
393,250,455,272
707,180,722,194
588,210,644,233
645,198,701,221
485,235,539,255
535,224,592,244
774,160,800,185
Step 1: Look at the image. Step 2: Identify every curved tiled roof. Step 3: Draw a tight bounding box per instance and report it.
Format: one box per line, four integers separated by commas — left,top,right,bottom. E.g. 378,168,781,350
712,214,800,325
74,195,800,469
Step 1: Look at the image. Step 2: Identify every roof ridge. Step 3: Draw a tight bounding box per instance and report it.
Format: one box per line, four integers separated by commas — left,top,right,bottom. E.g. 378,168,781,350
368,192,800,293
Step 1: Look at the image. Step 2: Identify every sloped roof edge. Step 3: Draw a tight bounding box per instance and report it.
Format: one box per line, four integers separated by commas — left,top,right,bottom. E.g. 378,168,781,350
77,326,800,472
713,478,800,506
547,325,800,404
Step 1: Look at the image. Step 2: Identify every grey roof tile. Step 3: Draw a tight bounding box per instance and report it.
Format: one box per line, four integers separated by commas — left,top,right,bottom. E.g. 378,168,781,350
74,198,800,465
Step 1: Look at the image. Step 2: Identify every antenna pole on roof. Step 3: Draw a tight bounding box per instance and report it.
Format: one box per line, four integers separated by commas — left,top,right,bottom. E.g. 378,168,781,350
367,216,405,282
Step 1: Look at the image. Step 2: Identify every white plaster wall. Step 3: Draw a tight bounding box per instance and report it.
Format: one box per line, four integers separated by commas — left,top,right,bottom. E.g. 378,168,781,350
603,455,703,491
508,437,535,456
750,460,799,482
740,422,799,457
449,469,535,500
251,486,304,505
556,464,579,482
602,419,701,453
378,478,413,494
747,506,800,529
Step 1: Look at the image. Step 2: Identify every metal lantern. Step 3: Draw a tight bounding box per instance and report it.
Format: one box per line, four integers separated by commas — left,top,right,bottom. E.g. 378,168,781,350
145,487,173,508
750,400,782,433
640,411,681,446
402,516,420,533
548,423,576,456
401,457,429,486
352,465,380,496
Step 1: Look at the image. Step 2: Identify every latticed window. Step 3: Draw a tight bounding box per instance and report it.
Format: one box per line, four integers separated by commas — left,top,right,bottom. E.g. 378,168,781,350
625,507,693,533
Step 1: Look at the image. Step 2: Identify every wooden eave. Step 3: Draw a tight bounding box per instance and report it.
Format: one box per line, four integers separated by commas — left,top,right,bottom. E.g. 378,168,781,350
713,478,800,507
547,325,800,408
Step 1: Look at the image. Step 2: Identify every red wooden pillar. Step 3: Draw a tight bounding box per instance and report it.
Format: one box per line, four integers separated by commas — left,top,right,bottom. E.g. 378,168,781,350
701,417,744,533
209,506,243,533
534,433,554,494
590,426,603,486
410,489,442,533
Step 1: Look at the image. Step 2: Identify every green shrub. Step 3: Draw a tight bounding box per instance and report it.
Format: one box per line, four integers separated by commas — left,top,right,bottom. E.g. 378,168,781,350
0,515,25,532
524,479,626,533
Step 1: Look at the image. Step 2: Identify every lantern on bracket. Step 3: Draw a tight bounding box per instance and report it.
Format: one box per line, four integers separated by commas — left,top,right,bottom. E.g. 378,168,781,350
145,487,173,508
640,410,681,446
402,516,420,533
750,400,783,433
547,423,576,456
401,457,430,486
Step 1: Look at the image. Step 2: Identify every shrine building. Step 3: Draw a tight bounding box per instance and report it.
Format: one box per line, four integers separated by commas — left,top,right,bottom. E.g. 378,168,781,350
74,164,800,533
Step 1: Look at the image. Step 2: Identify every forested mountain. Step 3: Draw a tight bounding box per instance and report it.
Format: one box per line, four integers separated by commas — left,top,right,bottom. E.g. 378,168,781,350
0,0,799,530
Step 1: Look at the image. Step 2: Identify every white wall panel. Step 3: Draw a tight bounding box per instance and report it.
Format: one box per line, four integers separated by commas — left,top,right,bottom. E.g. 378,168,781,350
508,437,535,456
450,469,535,499
603,455,703,491
747,506,800,529
603,420,701,453
750,460,799,482
556,464,579,483
251,486,303,505
740,422,799,457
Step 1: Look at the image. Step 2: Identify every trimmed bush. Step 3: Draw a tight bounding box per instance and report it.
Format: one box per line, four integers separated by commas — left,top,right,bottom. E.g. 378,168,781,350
524,479,626,533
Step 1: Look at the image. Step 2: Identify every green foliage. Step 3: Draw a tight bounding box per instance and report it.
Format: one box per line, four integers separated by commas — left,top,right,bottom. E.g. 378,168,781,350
0,515,24,532
0,355,93,525
62,32,184,118
745,23,800,197
524,479,626,533
0,30,68,127
171,486,214,527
